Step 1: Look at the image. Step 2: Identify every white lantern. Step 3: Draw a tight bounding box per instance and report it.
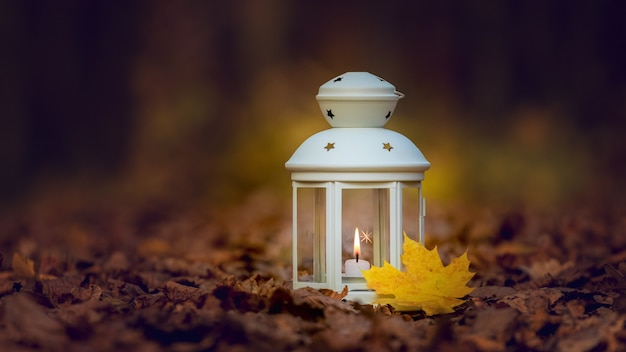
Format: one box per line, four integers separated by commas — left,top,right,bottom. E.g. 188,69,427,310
285,72,430,303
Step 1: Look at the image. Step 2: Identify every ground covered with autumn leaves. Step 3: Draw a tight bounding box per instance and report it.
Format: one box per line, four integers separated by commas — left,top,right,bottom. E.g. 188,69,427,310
1,191,626,351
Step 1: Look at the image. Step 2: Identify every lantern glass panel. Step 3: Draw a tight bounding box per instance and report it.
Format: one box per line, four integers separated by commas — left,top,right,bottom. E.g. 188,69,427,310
296,187,326,283
340,187,390,273
401,182,423,243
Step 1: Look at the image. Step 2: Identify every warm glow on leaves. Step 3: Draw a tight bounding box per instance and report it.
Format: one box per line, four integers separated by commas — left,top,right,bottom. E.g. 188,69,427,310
362,233,474,316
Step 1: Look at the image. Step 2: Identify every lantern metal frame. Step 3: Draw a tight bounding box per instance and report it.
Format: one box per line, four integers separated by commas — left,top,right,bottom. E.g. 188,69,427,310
286,72,430,303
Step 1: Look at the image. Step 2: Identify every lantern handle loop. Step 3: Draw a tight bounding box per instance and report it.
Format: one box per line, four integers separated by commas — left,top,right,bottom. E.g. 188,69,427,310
394,91,405,99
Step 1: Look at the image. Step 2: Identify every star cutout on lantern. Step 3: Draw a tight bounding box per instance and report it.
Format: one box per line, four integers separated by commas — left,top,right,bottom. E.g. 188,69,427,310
383,142,393,152
360,230,373,244
333,77,343,82
385,111,391,119
326,109,335,119
325,142,335,151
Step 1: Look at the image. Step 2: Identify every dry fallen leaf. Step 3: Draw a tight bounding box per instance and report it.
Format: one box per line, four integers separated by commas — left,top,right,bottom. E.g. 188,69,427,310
362,233,474,315
523,258,574,280
12,252,36,280
292,287,357,313
319,285,348,300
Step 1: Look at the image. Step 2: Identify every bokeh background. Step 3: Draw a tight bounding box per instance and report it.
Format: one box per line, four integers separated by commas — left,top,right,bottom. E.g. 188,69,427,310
2,1,626,213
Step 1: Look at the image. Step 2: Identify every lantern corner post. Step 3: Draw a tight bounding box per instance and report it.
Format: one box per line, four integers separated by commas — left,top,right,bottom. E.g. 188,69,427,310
291,180,299,287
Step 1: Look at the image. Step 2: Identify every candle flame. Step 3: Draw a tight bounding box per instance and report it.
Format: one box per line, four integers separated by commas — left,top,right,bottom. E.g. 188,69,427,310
353,227,361,258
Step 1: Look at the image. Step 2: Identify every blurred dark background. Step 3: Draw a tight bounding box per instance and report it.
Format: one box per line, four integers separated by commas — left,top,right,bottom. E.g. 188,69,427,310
2,1,625,211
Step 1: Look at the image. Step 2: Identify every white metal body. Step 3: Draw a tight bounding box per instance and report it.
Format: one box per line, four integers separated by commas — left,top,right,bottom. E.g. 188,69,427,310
285,72,430,303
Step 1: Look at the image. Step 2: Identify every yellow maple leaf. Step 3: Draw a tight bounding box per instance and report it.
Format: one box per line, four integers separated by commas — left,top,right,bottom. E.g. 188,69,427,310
362,233,475,316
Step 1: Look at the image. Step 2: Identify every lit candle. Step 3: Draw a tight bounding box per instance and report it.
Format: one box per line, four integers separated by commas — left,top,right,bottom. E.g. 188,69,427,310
344,227,371,277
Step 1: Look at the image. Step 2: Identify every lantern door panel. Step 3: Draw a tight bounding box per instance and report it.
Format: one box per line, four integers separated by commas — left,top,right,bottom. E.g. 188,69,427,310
400,182,424,244
293,185,328,287
337,183,394,291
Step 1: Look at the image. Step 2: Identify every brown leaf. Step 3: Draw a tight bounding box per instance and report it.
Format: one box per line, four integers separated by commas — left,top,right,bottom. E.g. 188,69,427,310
133,291,167,310
605,264,626,288
319,285,348,300
40,276,83,304
235,273,277,298
163,280,209,304
108,278,147,300
75,284,103,302
292,287,357,313
38,253,67,278
556,312,624,352
502,288,564,314
565,299,586,318
523,259,574,281
12,252,36,280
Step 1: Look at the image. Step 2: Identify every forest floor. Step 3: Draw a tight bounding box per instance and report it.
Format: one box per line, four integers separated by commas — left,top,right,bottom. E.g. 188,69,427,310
1,190,626,352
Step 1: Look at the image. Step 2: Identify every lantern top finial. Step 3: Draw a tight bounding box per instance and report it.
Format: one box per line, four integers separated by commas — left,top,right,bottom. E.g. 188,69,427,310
317,72,403,100
316,72,404,128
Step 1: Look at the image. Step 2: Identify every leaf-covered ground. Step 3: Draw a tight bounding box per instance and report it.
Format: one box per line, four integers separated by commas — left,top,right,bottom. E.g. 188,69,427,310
1,191,626,351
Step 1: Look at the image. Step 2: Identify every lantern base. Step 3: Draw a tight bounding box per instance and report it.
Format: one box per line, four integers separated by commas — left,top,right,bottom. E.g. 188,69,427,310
344,290,377,304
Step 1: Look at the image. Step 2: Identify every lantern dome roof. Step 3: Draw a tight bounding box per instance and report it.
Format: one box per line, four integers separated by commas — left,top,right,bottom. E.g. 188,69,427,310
285,128,430,181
